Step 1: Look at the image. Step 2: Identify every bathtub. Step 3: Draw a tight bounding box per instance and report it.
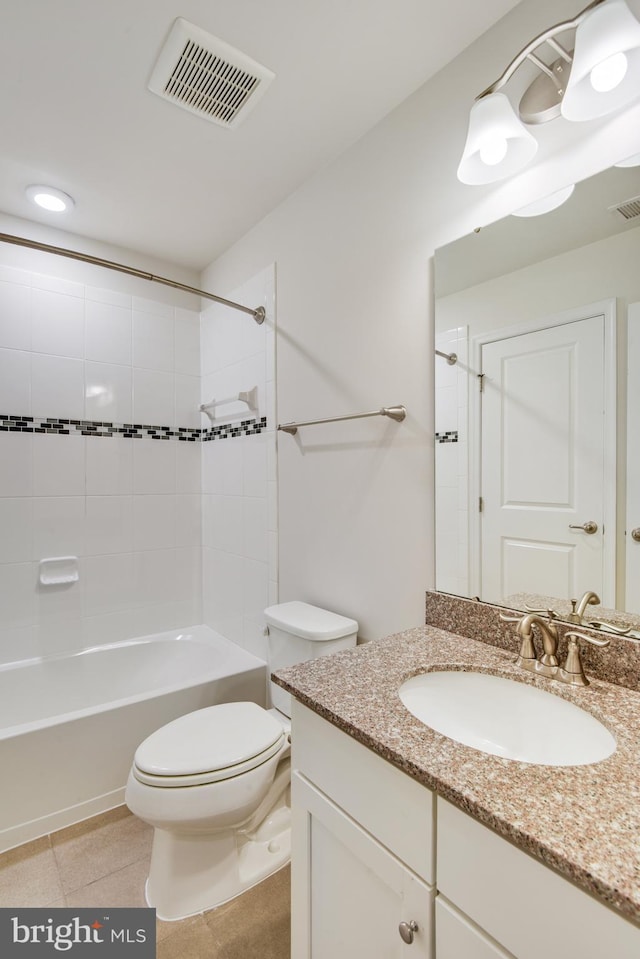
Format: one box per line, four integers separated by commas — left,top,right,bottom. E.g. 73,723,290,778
0,626,267,853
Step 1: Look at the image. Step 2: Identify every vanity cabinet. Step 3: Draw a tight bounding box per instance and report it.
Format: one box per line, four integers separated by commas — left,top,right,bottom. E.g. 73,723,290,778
291,701,436,957
291,700,640,959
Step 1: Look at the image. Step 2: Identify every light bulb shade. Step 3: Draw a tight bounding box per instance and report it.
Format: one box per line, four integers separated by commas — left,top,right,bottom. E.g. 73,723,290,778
615,151,640,167
457,92,538,185
561,0,640,121
512,184,575,217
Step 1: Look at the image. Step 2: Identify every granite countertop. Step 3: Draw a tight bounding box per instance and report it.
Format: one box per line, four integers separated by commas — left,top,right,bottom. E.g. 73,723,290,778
273,626,640,926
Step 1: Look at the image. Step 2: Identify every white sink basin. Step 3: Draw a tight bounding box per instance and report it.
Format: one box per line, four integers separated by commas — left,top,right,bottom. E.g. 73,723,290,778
399,670,616,766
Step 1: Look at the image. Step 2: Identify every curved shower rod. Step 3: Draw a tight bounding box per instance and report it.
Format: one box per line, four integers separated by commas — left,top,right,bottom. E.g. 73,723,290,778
0,231,266,324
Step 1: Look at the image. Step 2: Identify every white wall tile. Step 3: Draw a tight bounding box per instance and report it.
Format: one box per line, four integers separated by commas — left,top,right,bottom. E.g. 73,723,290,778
85,361,132,422
37,579,83,627
133,368,175,425
31,288,84,358
82,553,135,616
133,494,176,551
175,309,200,376
242,557,269,620
0,563,37,629
32,274,83,298
176,441,201,494
0,432,33,496
85,496,134,555
0,498,33,563
85,285,131,309
175,494,201,548
0,348,31,414
133,311,174,371
32,496,85,559
243,497,268,562
133,438,176,494
131,296,172,318
85,299,132,366
133,549,176,608
212,436,243,495
0,625,39,666
33,435,85,496
86,437,133,495
32,354,85,420
173,546,201,608
0,280,31,351
203,548,243,625
243,433,267,497
209,495,243,554
175,374,200,429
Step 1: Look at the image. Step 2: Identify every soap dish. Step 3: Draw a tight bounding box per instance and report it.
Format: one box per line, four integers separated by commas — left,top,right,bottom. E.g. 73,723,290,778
39,556,79,586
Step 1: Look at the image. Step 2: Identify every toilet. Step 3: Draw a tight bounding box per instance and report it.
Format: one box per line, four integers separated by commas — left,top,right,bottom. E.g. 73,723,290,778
125,601,358,920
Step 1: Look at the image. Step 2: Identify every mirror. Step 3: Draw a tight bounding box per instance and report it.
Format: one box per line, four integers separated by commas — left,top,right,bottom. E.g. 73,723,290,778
434,161,640,632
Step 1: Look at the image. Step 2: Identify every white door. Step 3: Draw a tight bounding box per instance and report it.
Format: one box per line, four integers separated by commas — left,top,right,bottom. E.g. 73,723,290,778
291,772,434,958
626,303,640,613
480,313,610,607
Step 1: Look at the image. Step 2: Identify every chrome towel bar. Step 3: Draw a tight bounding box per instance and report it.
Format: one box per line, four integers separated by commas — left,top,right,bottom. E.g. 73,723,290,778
278,405,406,436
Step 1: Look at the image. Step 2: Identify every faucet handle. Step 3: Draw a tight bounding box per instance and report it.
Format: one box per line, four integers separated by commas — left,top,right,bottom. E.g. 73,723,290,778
560,630,610,686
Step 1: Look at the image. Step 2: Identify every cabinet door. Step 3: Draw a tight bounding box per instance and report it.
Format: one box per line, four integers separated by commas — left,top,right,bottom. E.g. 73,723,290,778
436,897,514,959
292,772,434,958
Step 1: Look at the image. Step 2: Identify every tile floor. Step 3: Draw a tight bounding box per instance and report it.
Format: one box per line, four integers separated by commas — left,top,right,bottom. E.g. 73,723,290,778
0,806,291,958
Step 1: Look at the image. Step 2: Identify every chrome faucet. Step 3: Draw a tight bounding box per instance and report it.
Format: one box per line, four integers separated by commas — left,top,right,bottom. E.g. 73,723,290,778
568,590,600,624
500,612,609,686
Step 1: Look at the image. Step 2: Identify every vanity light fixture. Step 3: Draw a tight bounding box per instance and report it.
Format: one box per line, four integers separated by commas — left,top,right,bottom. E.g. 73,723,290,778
25,185,75,213
457,0,640,185
615,151,640,166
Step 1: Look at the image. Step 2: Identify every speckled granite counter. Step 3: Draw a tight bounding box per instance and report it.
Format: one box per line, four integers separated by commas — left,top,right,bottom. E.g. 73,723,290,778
273,626,640,925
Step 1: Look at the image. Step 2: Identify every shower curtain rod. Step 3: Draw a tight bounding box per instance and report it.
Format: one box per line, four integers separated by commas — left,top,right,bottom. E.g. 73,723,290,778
0,232,266,324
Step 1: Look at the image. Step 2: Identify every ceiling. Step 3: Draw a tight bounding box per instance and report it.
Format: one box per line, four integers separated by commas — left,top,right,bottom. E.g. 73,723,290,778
0,0,522,270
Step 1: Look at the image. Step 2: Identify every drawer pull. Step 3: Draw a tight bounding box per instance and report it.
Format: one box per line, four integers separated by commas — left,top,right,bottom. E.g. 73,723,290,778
398,920,418,944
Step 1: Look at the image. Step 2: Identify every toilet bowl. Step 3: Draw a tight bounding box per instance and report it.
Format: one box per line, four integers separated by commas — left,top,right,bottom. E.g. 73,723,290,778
125,602,358,920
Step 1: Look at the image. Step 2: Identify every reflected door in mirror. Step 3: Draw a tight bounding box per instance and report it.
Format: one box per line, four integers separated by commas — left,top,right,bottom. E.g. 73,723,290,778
479,312,609,605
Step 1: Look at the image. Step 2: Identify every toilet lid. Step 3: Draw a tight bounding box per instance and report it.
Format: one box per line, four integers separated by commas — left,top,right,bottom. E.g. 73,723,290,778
133,702,285,786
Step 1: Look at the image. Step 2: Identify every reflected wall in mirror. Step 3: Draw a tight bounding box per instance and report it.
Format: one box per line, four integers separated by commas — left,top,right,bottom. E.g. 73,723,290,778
434,162,640,632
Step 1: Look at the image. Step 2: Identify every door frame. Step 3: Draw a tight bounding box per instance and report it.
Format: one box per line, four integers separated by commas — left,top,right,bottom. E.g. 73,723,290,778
626,302,640,611
468,298,617,605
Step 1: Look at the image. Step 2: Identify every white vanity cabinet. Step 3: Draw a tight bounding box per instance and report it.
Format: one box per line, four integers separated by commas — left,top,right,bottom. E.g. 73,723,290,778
291,701,436,957
291,699,640,959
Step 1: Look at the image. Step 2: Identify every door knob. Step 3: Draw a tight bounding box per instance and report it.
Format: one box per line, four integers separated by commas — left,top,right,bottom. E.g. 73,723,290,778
398,920,418,944
568,521,598,534
632,528,640,543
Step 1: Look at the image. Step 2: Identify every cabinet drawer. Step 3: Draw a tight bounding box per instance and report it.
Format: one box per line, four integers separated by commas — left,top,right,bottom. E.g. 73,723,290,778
438,798,640,959
292,700,435,884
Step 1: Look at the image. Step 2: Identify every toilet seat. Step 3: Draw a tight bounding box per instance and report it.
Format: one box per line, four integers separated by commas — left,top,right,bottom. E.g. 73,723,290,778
133,702,286,788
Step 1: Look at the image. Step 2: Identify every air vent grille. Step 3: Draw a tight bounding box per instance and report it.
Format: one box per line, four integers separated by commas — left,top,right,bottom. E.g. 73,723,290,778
148,19,274,129
609,194,640,221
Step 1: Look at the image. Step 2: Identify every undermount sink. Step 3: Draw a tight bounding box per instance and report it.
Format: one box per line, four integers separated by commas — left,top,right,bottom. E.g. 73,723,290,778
399,670,616,766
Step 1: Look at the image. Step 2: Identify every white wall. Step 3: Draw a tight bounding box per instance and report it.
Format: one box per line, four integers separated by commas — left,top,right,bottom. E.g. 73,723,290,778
0,220,202,666
201,0,640,641
201,265,278,661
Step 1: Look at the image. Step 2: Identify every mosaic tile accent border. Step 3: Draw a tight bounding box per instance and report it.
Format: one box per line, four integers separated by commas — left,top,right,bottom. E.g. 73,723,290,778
0,413,267,442
435,430,459,444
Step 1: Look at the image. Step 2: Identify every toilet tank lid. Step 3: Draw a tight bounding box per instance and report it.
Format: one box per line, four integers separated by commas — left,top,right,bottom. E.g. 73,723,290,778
264,601,358,641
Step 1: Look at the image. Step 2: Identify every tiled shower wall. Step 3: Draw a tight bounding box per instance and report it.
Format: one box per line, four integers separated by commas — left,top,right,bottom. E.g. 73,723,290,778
0,262,202,667
434,326,469,597
201,265,277,662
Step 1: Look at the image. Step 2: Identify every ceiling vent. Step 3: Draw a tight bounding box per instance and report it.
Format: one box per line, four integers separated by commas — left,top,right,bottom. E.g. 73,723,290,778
148,18,275,129
609,194,640,221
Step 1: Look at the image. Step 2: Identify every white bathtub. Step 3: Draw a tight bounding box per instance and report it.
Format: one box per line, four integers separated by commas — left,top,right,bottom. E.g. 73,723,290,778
0,626,267,853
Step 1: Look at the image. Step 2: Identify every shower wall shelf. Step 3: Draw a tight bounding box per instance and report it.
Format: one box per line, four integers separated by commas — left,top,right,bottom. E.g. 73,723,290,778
200,387,258,423
278,405,406,436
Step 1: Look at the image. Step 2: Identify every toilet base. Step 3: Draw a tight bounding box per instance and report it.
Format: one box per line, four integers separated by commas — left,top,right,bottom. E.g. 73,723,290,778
146,800,291,921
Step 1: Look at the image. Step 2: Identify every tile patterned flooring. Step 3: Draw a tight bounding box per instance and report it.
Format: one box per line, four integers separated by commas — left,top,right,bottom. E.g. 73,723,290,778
0,806,291,957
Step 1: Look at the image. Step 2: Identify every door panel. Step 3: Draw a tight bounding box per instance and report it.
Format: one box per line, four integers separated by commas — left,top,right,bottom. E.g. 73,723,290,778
481,315,605,605
626,303,640,613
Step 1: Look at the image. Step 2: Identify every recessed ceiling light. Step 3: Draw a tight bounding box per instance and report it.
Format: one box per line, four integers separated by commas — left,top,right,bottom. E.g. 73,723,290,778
25,185,75,213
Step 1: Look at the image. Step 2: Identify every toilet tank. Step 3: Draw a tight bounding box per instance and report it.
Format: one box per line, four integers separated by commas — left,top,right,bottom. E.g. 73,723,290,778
265,601,358,717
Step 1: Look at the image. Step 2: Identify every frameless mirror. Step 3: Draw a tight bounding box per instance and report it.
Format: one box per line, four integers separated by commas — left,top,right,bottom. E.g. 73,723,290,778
434,161,640,631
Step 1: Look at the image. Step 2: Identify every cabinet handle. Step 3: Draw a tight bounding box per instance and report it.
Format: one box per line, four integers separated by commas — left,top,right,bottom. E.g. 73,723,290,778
398,920,418,944
632,528,640,543
568,521,598,534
